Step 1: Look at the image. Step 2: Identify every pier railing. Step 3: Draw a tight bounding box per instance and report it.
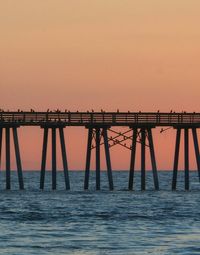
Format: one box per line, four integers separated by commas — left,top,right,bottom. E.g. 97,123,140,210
0,111,200,126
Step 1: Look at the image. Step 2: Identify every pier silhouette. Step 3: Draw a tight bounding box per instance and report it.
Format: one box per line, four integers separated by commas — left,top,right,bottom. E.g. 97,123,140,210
0,111,200,191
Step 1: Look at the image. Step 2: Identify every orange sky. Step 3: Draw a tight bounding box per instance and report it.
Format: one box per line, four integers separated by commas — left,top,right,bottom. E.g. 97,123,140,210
0,1,200,171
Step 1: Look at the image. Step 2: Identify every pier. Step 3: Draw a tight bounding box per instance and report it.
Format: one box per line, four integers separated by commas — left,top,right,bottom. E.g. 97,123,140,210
0,111,200,190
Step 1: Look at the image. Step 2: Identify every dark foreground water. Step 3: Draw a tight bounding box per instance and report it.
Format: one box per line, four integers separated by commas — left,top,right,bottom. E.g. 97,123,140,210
0,171,200,254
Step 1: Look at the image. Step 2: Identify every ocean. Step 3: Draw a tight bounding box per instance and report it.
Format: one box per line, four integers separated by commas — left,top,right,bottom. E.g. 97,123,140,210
0,170,200,255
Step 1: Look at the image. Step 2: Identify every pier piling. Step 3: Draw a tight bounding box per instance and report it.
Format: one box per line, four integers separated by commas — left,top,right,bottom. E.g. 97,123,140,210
0,128,2,168
13,127,24,189
172,127,200,190
148,128,159,190
128,128,137,190
0,126,24,189
172,128,181,190
192,128,200,181
52,127,57,190
59,127,70,190
84,126,114,190
141,128,146,191
40,128,48,189
103,128,114,190
5,128,11,190
128,127,159,191
184,128,189,190
84,128,92,190
40,126,70,190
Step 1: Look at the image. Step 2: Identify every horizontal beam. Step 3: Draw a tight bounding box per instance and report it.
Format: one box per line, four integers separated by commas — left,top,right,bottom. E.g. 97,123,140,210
0,111,200,127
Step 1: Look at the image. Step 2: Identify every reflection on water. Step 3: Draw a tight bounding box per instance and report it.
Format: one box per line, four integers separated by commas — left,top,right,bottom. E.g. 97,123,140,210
0,171,200,254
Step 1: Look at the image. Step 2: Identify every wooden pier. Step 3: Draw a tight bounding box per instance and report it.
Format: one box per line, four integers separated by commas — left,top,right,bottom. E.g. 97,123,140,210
0,111,200,190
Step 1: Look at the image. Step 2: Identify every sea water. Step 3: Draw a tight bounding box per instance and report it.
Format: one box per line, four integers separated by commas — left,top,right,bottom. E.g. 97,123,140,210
0,170,200,255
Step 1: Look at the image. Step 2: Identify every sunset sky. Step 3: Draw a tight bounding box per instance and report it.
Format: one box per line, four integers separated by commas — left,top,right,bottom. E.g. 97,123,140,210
1,1,200,171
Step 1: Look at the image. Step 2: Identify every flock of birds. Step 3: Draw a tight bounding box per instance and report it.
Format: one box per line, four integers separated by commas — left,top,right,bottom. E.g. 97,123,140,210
0,109,192,114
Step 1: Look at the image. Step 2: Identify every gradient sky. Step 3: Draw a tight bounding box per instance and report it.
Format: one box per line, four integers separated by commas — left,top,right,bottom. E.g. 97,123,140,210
1,1,200,170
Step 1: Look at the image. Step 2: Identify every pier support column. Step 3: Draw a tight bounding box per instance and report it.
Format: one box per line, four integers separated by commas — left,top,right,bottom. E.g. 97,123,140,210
84,126,113,190
172,128,181,190
5,128,10,190
148,128,159,190
128,128,137,190
172,127,200,190
184,128,189,190
59,128,70,190
192,128,200,182
13,127,24,189
103,128,114,190
141,128,146,191
40,128,48,189
0,126,24,190
40,126,70,190
52,127,57,190
84,128,93,189
96,127,100,190
128,126,159,191
0,128,2,169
